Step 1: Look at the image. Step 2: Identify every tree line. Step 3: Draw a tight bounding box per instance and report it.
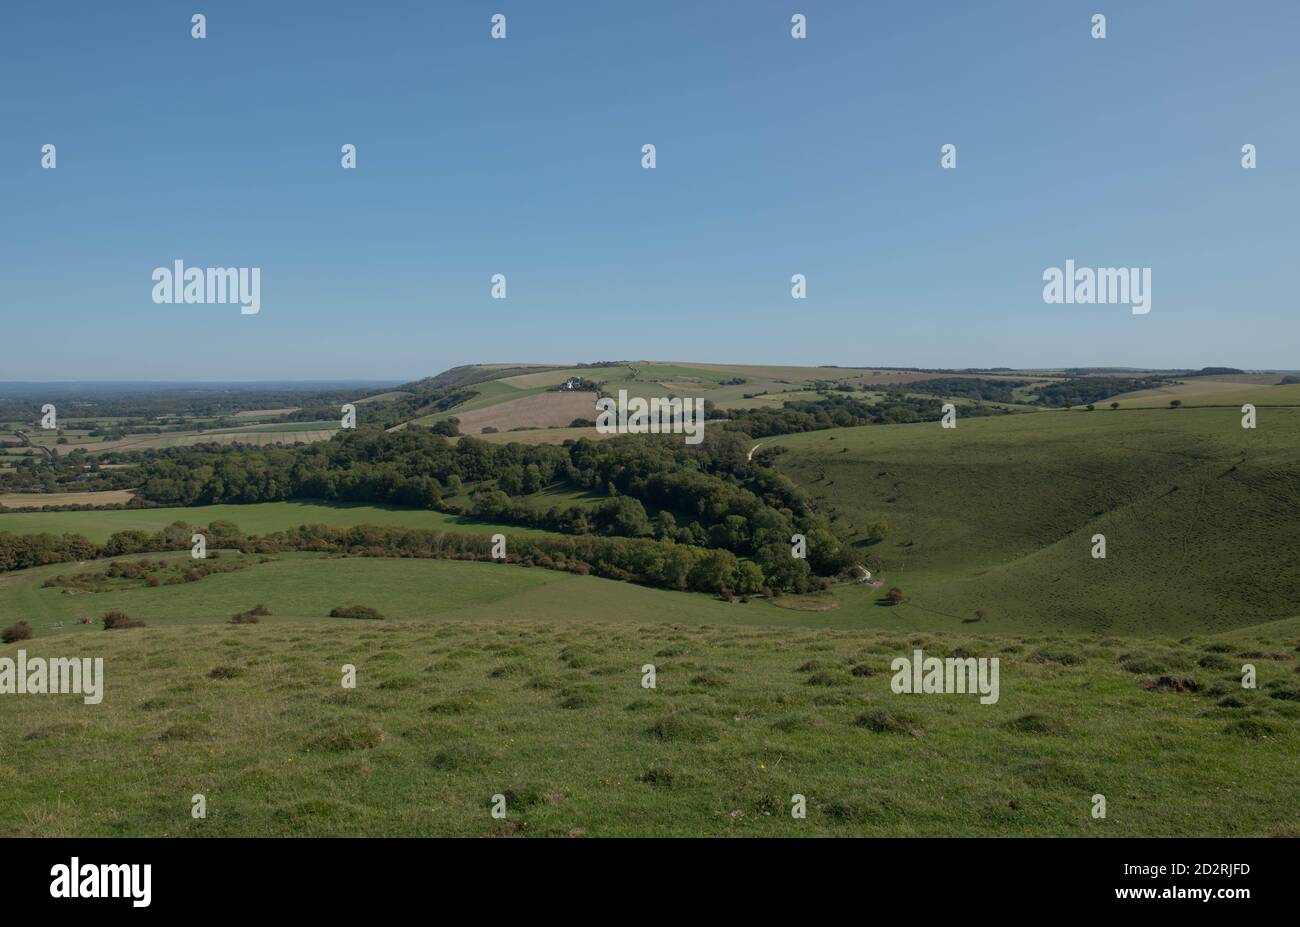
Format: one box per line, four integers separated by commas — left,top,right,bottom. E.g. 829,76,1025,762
0,518,832,597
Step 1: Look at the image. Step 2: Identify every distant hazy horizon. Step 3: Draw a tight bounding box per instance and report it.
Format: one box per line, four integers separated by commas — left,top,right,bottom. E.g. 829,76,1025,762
1,361,1295,392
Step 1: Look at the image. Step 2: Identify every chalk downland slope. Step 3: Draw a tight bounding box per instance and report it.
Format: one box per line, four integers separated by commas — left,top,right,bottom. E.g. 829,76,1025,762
1,609,1295,836
769,406,1300,635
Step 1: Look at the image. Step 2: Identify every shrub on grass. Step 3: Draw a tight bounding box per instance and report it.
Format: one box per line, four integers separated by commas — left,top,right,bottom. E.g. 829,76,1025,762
2,619,33,643
329,605,384,620
102,610,145,630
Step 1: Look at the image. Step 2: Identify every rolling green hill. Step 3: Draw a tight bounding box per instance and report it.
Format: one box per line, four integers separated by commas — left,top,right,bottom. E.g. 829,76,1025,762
767,406,1300,635
0,500,549,544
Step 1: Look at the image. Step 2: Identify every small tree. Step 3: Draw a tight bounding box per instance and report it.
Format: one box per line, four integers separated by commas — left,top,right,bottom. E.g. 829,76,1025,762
885,587,905,605
1170,399,1182,408
1085,404,1095,411
1110,402,1119,410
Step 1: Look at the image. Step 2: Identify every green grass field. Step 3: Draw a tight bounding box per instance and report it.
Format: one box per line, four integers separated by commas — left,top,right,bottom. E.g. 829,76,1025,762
1107,374,1300,409
0,500,552,544
1,601,1295,836
768,406,1300,635
0,552,755,634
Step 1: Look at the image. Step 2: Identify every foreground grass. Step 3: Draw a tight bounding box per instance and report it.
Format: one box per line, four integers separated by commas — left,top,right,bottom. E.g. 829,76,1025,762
1,617,1295,836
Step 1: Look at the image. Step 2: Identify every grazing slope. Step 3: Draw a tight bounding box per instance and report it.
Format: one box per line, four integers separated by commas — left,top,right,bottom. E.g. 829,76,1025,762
2,617,1295,836
0,553,754,633
0,500,554,544
769,406,1300,635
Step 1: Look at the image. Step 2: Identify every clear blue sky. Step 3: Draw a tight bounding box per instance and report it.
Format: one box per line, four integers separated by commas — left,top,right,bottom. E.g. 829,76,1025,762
2,0,1297,380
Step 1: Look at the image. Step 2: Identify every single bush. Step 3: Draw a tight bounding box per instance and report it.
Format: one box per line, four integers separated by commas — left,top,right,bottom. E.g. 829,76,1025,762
102,610,146,630
329,605,384,620
2,619,33,643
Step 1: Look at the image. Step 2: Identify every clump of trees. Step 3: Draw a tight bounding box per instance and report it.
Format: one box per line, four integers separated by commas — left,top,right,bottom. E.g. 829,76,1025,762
0,516,840,597
96,429,856,581
1033,377,1163,407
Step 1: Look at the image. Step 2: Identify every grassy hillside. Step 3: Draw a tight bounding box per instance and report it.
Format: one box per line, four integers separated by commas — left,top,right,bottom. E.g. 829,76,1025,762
1107,374,1300,408
769,406,1300,635
0,500,549,544
403,361,1063,441
2,612,1295,836
0,552,754,634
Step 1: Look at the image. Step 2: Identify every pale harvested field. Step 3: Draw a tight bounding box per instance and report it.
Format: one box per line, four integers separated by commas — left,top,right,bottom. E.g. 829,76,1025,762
0,489,135,509
843,372,1053,387
353,391,413,404
671,362,877,380
497,367,596,389
233,407,300,418
1109,375,1300,408
53,429,337,455
467,426,609,445
457,391,601,433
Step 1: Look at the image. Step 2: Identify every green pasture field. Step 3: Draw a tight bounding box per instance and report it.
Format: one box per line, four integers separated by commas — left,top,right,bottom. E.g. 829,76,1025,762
767,405,1300,636
0,500,551,544
1106,374,1300,408
1,592,1294,836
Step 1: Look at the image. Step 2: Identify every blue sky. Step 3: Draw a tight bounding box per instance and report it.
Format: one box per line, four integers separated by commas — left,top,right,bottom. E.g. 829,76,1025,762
2,0,1297,380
